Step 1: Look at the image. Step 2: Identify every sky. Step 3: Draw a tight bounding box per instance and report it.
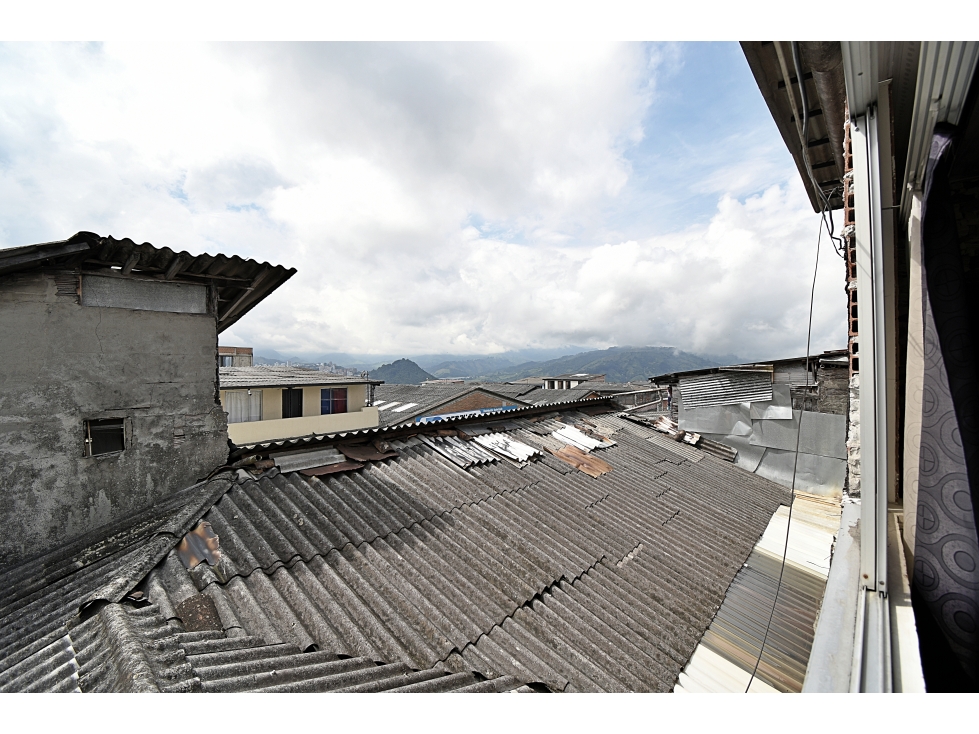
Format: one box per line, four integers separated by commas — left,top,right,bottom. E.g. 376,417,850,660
0,41,847,362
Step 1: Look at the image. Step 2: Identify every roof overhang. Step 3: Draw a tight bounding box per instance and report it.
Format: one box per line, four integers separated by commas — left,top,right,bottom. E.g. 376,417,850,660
741,41,850,212
744,41,979,224
0,232,296,333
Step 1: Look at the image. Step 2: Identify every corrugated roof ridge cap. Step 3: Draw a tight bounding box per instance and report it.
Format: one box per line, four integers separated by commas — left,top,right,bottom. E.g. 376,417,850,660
97,234,294,272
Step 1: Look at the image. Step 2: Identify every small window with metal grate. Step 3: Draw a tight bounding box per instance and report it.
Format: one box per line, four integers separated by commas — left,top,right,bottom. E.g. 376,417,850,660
85,418,125,456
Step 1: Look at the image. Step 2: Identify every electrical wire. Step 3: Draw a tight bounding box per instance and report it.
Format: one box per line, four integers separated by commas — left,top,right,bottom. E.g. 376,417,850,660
791,41,846,260
744,173,829,693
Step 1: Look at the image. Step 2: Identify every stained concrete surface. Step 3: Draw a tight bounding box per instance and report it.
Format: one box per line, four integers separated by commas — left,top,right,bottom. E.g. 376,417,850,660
0,270,229,565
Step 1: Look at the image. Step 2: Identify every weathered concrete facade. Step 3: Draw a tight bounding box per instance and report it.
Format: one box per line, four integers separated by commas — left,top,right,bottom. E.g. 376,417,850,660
816,362,851,415
0,269,229,565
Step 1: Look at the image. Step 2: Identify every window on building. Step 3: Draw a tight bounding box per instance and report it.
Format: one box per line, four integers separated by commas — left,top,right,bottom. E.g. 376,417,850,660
85,418,125,456
220,355,234,367
321,387,348,415
224,390,262,423
282,388,303,419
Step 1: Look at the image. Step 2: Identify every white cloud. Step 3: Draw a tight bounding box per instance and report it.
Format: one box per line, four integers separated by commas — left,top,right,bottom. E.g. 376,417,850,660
0,42,845,362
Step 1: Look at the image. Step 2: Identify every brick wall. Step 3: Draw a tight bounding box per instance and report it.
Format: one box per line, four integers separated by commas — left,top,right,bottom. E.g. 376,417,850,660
843,118,859,377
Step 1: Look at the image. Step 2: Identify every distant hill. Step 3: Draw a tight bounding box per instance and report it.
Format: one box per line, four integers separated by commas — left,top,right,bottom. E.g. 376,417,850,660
428,356,518,378
370,359,435,385
478,346,723,383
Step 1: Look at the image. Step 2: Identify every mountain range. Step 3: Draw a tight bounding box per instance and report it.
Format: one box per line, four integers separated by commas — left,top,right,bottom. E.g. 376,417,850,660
251,345,741,385
463,346,724,383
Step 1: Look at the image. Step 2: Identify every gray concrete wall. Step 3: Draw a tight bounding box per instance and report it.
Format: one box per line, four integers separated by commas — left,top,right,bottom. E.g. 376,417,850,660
0,270,229,565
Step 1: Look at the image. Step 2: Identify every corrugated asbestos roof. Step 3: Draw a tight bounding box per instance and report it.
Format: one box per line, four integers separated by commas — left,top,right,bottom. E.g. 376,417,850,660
0,405,800,692
522,388,598,405
0,476,233,690
140,410,789,692
0,232,295,332
573,381,650,393
374,383,617,428
471,382,543,398
674,492,842,693
220,366,375,389
230,396,615,454
374,384,479,425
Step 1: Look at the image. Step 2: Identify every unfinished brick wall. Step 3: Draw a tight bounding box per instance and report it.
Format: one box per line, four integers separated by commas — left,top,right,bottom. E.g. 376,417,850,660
843,118,859,377
843,115,860,496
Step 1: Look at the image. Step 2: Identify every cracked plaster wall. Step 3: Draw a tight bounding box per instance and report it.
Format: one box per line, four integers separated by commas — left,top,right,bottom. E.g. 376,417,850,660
0,270,229,566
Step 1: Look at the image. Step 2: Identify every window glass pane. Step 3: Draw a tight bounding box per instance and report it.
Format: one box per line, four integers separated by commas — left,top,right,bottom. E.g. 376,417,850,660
225,391,247,423
283,388,302,418
321,387,332,415
332,388,347,414
226,390,262,423
248,390,263,422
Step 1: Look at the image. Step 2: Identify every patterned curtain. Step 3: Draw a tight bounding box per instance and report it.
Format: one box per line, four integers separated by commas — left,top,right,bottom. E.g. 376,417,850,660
913,124,979,687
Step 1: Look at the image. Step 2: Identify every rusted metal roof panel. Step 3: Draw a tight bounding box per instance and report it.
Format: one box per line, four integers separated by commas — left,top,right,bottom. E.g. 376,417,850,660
679,372,773,409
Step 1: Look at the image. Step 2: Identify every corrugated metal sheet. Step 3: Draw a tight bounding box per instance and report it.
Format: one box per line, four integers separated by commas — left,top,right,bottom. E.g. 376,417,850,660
674,492,842,693
473,433,542,462
420,435,499,468
275,447,346,473
679,372,773,409
551,425,612,452
773,363,815,388
145,412,790,692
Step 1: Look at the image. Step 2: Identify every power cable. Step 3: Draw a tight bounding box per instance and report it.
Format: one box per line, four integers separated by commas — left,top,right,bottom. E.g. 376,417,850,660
791,41,846,260
744,172,829,693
